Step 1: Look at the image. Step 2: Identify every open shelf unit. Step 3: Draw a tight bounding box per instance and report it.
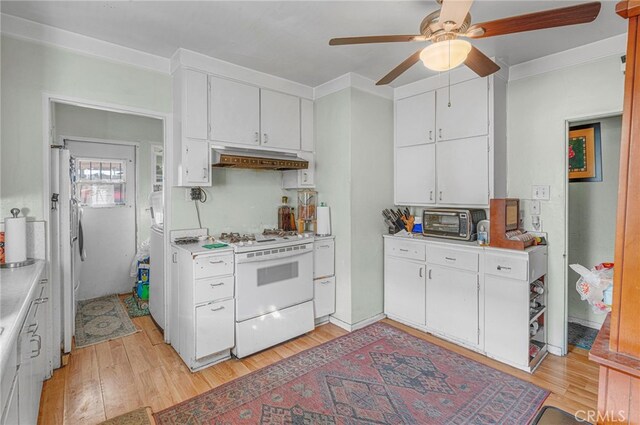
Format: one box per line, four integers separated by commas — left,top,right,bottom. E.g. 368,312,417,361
528,276,548,371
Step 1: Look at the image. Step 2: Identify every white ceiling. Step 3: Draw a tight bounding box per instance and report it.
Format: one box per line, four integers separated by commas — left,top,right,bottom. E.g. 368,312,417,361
0,1,627,87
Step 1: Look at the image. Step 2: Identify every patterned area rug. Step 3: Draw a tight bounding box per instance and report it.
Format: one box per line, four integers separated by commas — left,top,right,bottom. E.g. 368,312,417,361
154,322,549,425
568,322,600,350
123,295,150,318
98,407,152,425
75,295,138,348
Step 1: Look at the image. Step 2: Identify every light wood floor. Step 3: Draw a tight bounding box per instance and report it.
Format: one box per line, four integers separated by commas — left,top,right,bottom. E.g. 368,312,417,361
38,313,599,425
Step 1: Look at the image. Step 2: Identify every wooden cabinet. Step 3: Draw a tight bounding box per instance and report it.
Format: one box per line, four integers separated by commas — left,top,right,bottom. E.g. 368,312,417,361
183,69,209,140
436,136,489,206
174,247,235,371
436,78,488,142
395,91,436,147
426,264,479,347
395,144,436,205
393,74,505,207
260,89,301,150
313,237,336,319
384,255,426,326
209,76,260,147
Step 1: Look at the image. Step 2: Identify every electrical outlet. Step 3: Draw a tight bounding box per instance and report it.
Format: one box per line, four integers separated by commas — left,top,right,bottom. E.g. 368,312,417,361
186,188,203,201
532,185,550,200
530,200,541,215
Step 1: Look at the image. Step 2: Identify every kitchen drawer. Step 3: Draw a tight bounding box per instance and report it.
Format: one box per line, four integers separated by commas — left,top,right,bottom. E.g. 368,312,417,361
385,238,426,262
194,276,234,305
194,254,233,279
314,276,336,318
195,299,234,359
485,252,529,281
314,239,335,279
0,342,17,414
427,245,478,272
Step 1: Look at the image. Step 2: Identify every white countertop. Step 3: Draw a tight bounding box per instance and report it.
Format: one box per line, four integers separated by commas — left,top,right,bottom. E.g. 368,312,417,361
171,241,234,256
0,260,46,372
383,233,546,254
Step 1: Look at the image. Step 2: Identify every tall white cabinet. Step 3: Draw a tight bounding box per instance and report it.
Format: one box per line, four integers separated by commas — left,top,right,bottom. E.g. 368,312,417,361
394,73,507,207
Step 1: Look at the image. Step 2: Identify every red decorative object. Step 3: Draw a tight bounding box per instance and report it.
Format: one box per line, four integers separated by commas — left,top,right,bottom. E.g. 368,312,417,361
155,323,548,425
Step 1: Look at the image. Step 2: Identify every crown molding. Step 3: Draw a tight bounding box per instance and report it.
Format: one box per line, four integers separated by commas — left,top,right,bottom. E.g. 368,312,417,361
508,33,627,81
1,13,171,74
314,73,393,100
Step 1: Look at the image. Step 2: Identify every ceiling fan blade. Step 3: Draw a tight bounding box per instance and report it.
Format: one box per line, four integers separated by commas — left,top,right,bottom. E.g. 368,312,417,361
329,35,426,46
376,49,423,85
466,1,601,39
464,46,500,77
439,0,474,28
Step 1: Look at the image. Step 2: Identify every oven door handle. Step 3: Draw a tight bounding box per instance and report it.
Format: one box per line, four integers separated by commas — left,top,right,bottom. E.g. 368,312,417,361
236,248,312,264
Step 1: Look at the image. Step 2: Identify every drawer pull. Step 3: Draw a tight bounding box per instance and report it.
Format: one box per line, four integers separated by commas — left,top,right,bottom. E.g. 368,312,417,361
28,323,39,334
208,260,225,264
317,245,331,249
320,280,331,285
30,334,42,358
399,248,409,252
445,257,456,262
35,297,49,304
497,265,512,271
209,282,225,287
210,306,225,312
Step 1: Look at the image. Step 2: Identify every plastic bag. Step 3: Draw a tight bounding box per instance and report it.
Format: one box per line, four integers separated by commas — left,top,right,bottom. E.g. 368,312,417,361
570,263,614,313
130,239,150,277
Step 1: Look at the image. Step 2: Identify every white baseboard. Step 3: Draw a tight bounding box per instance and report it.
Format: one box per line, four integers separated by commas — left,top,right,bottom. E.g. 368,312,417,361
568,316,604,330
547,344,563,356
329,313,386,332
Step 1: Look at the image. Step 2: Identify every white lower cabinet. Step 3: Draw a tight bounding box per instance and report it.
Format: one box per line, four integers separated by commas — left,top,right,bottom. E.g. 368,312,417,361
313,277,336,319
426,265,479,347
313,237,336,320
384,256,426,326
384,235,548,373
195,299,235,359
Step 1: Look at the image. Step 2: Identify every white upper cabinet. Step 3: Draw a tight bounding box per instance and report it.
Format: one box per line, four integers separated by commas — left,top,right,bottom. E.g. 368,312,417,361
183,69,209,140
436,78,489,142
396,91,436,147
437,136,489,206
183,139,211,185
260,89,301,150
396,144,436,205
209,76,260,146
301,98,314,152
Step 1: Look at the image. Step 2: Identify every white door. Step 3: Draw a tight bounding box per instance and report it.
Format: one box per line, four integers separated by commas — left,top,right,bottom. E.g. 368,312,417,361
183,139,210,185
209,76,260,146
426,265,479,346
66,140,137,300
149,227,165,329
396,144,436,205
436,136,489,206
384,257,426,325
183,69,209,140
396,91,436,147
260,89,301,150
436,78,488,142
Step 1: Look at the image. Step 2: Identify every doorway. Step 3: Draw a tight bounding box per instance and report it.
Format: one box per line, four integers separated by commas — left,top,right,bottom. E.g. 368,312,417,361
566,114,622,350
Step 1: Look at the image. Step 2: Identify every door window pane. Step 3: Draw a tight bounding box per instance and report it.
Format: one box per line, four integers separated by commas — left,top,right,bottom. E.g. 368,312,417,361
75,158,127,207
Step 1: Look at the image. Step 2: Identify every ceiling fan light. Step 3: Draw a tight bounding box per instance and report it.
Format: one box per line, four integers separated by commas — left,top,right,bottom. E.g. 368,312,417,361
420,39,472,72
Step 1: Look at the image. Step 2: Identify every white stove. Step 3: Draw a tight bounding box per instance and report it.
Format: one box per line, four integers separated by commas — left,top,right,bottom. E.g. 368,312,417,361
221,229,315,358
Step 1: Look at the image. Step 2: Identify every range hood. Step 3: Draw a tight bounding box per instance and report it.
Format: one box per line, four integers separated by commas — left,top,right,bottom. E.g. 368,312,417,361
211,147,308,171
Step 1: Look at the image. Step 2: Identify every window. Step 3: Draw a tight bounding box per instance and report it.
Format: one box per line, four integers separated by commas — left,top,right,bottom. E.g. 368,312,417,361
75,158,127,207
152,145,163,192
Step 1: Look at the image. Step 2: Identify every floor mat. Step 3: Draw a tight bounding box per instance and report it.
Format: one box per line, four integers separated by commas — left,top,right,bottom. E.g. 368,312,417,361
123,294,149,318
75,295,139,348
155,322,549,425
568,322,600,350
98,407,152,425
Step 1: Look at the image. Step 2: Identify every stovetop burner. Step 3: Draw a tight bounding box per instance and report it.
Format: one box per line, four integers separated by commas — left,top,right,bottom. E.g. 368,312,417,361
262,228,301,238
174,236,200,245
219,232,256,244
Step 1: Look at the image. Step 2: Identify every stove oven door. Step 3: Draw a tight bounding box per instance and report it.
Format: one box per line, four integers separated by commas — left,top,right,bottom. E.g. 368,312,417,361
235,245,313,322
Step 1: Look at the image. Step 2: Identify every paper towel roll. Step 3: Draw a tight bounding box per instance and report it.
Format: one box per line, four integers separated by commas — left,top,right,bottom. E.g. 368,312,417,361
5,215,27,264
316,205,331,236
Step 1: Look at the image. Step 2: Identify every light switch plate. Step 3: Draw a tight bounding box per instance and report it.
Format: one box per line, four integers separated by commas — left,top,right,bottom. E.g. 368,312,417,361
531,200,541,215
532,185,550,200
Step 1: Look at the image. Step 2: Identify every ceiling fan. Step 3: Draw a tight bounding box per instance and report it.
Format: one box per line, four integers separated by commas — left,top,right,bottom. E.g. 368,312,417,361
329,0,602,85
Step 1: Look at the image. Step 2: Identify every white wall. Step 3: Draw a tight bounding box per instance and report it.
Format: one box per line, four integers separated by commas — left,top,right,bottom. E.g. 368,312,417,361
568,115,621,327
53,103,164,243
507,55,624,351
0,35,171,221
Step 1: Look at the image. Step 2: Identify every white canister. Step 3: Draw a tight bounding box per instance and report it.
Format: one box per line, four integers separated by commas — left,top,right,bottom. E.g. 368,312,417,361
5,208,27,263
316,203,331,236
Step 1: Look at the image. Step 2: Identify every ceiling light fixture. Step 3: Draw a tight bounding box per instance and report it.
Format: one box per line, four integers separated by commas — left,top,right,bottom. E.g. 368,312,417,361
420,39,471,72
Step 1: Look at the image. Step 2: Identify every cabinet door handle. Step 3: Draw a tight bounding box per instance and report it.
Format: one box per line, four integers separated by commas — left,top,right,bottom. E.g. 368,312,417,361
439,191,443,201
263,133,268,144
28,323,39,335
172,252,178,263
209,282,225,287
209,260,225,264
429,130,433,141
254,132,260,144
419,267,423,278
40,278,48,284
438,128,443,139
445,257,456,262
497,265,512,271
202,167,207,179
428,269,432,279
210,306,225,312
430,190,433,201
30,334,42,358
303,172,308,183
